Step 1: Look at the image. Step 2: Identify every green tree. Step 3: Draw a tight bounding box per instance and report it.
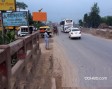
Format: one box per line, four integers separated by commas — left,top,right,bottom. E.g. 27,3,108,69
91,3,100,15
16,2,28,11
33,21,44,29
101,17,107,23
79,19,83,26
106,16,112,26
28,12,34,25
83,13,89,27
89,3,101,28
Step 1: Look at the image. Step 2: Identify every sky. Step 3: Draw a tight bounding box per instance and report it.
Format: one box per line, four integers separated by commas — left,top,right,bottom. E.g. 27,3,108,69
16,0,112,23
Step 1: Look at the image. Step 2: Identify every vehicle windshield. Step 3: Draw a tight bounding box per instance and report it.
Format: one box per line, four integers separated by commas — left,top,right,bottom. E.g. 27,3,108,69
72,29,79,31
21,28,28,32
66,20,72,23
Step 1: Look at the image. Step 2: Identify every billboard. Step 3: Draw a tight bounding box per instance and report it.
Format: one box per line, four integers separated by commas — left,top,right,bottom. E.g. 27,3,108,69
2,11,28,26
0,0,16,11
33,12,47,21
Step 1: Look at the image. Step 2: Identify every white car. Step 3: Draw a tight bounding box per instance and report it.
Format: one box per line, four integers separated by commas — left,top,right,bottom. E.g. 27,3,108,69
69,27,81,39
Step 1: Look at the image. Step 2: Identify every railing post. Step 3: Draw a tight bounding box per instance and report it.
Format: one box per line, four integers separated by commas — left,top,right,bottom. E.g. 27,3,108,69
0,45,11,89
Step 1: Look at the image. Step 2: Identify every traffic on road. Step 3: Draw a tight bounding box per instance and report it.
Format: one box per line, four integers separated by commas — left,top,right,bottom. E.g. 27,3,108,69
55,27,112,87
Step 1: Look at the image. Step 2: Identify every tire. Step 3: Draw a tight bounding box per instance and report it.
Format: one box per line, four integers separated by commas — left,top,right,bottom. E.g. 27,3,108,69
70,36,72,39
79,37,81,39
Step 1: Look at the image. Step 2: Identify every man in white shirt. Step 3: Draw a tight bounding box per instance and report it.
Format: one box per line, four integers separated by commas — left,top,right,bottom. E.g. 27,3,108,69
44,30,49,49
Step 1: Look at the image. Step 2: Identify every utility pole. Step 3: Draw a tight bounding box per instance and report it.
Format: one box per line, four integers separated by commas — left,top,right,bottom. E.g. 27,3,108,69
1,11,5,43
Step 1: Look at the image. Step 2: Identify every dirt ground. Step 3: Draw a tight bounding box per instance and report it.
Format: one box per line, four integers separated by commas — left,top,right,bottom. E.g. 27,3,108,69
28,37,53,89
81,28,112,39
28,36,80,89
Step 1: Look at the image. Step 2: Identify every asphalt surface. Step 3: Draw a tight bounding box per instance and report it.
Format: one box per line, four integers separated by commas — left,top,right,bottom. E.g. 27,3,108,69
55,29,112,88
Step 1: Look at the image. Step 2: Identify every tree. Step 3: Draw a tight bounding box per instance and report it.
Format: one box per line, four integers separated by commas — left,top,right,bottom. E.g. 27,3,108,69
101,16,112,26
89,3,101,28
101,17,107,24
91,3,100,15
28,12,33,25
16,2,28,11
83,13,90,27
106,16,112,26
79,19,83,26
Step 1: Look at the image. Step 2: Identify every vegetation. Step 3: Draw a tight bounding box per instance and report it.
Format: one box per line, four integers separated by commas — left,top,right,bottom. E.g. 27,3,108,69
16,2,28,11
79,19,83,26
0,30,15,44
79,2,112,28
33,21,46,29
28,12,34,25
101,16,112,26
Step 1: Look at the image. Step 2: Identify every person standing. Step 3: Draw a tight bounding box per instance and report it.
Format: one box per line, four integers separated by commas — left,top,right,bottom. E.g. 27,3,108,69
53,26,59,35
44,30,49,49
29,26,33,34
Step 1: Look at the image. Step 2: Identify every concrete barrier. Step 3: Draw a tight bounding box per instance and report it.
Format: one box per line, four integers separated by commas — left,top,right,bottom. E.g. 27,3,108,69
0,32,41,89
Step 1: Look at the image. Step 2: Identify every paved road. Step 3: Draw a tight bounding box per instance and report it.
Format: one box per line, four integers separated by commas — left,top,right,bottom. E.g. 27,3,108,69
55,30,112,88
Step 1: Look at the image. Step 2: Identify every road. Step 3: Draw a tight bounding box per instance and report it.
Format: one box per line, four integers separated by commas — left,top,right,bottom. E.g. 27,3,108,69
54,30,112,88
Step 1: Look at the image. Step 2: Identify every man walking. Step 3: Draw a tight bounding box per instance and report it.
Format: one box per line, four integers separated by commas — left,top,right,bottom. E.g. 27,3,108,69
44,30,49,49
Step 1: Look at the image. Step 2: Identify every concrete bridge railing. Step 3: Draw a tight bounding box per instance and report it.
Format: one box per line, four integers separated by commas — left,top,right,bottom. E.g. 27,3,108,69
0,32,41,89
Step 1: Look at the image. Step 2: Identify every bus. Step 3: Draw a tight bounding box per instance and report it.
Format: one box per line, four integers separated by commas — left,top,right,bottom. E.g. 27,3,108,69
60,19,74,32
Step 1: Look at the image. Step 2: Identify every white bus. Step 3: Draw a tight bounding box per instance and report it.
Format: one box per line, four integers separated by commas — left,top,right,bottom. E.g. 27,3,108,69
60,19,74,32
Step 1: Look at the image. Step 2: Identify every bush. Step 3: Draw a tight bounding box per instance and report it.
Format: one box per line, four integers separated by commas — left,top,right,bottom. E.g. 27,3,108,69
0,30,15,44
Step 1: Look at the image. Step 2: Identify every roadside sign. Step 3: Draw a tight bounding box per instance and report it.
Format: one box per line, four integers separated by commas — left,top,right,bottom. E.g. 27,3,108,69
2,11,28,26
33,12,47,21
0,0,16,11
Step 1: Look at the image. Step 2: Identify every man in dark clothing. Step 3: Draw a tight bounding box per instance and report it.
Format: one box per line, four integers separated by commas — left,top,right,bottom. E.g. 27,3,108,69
29,27,33,34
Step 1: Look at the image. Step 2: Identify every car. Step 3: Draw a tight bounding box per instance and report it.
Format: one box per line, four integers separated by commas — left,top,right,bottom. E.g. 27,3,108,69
69,27,81,39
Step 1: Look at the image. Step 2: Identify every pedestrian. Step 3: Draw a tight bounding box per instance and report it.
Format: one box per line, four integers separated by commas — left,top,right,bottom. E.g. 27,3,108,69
44,30,49,49
53,26,59,35
29,26,33,34
55,26,59,35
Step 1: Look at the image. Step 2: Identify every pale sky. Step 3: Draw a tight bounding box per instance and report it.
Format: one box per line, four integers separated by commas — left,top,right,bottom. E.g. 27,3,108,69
17,0,112,23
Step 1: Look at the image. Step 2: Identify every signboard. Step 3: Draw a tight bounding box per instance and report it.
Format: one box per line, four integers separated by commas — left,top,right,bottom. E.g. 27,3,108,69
33,12,47,21
2,11,28,26
0,0,16,11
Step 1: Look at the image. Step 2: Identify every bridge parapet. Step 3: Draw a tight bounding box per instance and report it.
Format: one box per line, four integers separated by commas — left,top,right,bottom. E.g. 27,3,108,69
0,32,41,89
